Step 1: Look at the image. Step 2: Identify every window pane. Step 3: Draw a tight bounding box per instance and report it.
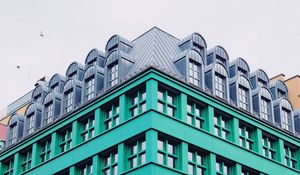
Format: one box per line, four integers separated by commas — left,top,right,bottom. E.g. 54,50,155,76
158,153,164,164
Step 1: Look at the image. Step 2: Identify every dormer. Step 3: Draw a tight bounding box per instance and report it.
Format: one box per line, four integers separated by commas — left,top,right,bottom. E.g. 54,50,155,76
49,74,66,93
178,33,207,60
6,114,24,147
23,103,42,136
62,79,82,114
252,87,274,123
206,46,229,70
250,69,270,89
273,98,294,133
229,58,250,79
270,80,288,99
85,49,105,68
105,35,133,56
32,84,49,104
42,91,62,126
66,62,85,81
82,65,104,102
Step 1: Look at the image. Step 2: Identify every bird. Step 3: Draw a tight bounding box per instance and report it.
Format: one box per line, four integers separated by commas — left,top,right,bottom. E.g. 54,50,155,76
40,31,44,38
16,65,20,69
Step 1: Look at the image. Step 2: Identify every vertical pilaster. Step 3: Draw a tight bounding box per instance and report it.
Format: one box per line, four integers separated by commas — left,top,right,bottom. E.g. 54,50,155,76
178,93,187,121
118,143,125,173
119,94,127,121
92,155,100,175
232,117,240,144
72,120,80,147
254,128,263,154
32,143,39,166
207,152,216,175
70,165,77,175
277,138,285,163
206,105,215,134
146,130,158,163
13,153,21,175
94,108,101,135
233,163,242,175
146,79,158,111
180,141,188,172
51,132,59,157
0,161,3,175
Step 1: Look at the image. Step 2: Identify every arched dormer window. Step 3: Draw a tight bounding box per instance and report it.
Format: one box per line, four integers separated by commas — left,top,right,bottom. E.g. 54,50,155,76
32,84,49,104
66,62,85,81
42,91,62,125
178,33,207,59
7,114,24,147
24,103,42,136
229,75,252,111
273,98,294,132
105,50,134,89
62,79,82,114
82,65,104,102
206,46,229,69
250,69,270,89
85,49,105,68
270,80,288,99
294,110,300,135
49,74,66,93
174,49,205,88
229,58,250,79
205,63,229,101
105,35,133,56
252,87,274,123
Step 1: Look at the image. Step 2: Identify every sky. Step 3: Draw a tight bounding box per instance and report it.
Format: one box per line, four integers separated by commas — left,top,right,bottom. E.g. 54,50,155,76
0,0,299,112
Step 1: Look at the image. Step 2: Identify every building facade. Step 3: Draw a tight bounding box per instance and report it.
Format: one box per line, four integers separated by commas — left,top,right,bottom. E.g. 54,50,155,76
0,27,300,175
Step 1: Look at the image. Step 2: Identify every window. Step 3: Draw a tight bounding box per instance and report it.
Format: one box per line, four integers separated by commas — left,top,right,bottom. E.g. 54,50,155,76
262,135,276,160
216,55,227,67
215,73,226,99
282,108,292,131
102,150,118,175
261,97,271,121
59,128,72,153
26,114,34,135
277,89,286,98
81,116,95,142
9,124,17,145
104,102,119,130
130,88,146,117
44,102,54,125
21,150,32,172
40,139,51,163
214,113,231,140
157,138,178,168
238,86,249,110
3,158,14,175
109,62,118,87
65,90,73,113
78,161,93,175
128,139,146,169
189,60,201,86
86,77,95,101
241,168,259,175
239,124,254,150
35,94,42,103
216,159,231,175
53,84,60,92
238,68,247,77
188,148,206,175
284,145,297,169
258,79,266,87
157,88,177,117
187,100,205,129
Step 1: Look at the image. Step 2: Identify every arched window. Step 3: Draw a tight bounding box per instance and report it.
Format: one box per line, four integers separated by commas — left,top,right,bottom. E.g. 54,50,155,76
66,62,85,80
24,103,42,136
178,33,207,59
252,87,274,123
250,69,270,89
42,91,62,125
85,49,105,67
62,79,82,114
105,35,133,55
229,75,252,111
49,74,66,93
32,84,49,104
82,65,104,102
273,98,294,132
270,80,288,99
229,58,250,79
206,46,229,69
7,114,24,147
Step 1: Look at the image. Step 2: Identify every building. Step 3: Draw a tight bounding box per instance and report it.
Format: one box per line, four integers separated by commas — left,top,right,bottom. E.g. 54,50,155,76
0,27,300,175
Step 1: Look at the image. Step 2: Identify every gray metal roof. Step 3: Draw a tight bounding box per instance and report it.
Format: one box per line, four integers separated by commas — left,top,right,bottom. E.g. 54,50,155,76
229,75,251,89
66,61,85,80
9,114,24,126
25,103,42,116
63,79,82,93
270,80,288,94
174,49,204,64
229,57,250,73
252,87,273,100
250,69,270,84
85,49,105,67
44,91,62,105
273,98,293,110
207,45,229,60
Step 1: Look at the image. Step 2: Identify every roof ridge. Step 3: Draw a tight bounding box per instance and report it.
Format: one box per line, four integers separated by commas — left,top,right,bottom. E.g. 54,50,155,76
132,26,179,42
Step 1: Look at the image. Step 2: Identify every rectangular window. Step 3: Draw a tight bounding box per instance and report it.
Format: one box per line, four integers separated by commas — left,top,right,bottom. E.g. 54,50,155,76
239,124,254,150
21,149,32,172
262,135,276,160
157,88,177,117
214,113,231,140
81,116,95,142
189,60,201,86
238,86,248,110
65,90,74,113
130,88,146,117
109,62,118,87
86,77,95,101
215,73,225,99
241,167,259,175
102,150,118,175
26,114,34,135
104,102,119,130
59,128,72,153
282,108,291,131
216,159,231,175
9,124,17,145
128,138,146,169
78,161,93,175
40,139,51,163
187,100,205,129
45,102,54,124
157,137,178,169
188,148,206,175
261,97,271,121
3,158,14,175
284,145,297,169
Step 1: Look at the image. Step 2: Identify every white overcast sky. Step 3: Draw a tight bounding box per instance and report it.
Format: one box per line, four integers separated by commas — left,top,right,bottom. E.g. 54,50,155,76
0,0,299,111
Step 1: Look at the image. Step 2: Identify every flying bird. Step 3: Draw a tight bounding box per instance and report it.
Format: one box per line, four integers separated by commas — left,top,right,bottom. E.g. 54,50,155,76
16,65,20,69
40,31,44,38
